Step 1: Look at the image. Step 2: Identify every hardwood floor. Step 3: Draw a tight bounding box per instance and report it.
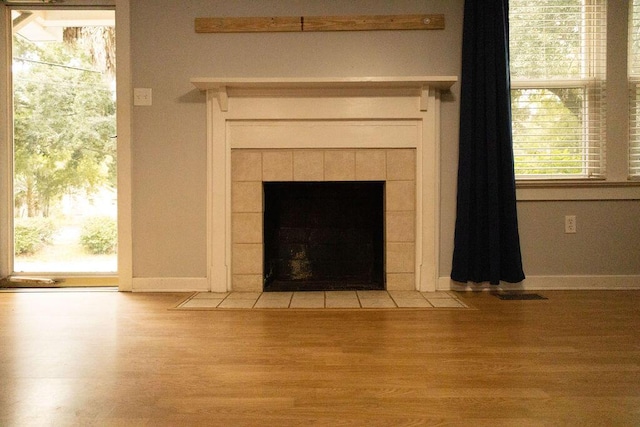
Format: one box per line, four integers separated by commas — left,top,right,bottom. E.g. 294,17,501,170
1,289,639,426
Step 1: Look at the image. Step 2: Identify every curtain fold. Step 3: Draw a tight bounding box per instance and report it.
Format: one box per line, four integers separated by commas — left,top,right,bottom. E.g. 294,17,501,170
451,0,525,285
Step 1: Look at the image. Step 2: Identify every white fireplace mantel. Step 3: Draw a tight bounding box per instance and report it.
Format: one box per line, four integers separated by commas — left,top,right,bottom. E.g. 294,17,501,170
192,76,456,112
192,76,457,293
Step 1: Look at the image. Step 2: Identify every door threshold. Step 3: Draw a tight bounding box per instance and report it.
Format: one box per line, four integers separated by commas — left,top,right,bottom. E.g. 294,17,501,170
1,275,118,288
0,287,117,293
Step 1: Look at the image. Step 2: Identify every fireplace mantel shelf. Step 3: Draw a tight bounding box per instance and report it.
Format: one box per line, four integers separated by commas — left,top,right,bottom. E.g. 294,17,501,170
192,76,456,111
191,76,457,92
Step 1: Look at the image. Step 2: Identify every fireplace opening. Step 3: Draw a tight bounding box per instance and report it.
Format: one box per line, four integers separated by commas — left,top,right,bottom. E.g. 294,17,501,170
263,182,385,292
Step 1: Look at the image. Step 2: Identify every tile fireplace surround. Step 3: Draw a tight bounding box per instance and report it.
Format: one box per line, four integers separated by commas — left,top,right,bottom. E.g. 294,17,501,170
191,77,457,293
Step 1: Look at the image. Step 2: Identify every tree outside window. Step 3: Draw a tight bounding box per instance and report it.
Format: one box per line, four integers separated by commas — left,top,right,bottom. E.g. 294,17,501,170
509,0,606,179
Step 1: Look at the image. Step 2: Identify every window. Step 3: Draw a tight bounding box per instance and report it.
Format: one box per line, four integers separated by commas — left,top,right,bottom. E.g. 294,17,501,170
509,0,607,179
630,0,640,179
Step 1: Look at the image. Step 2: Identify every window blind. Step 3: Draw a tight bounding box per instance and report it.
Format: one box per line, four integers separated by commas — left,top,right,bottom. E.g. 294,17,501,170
509,0,607,179
630,0,640,179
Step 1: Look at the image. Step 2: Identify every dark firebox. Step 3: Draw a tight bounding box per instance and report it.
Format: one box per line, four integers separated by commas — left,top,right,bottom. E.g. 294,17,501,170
263,182,385,292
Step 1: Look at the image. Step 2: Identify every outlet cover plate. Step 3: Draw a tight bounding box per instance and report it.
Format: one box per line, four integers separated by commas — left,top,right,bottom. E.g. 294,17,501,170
134,88,152,106
565,215,577,233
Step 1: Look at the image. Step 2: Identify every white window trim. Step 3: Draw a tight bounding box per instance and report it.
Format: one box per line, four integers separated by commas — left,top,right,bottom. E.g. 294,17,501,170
0,5,11,278
629,1,640,180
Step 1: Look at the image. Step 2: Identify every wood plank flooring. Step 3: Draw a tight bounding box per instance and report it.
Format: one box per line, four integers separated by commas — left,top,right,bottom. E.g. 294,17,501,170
1,289,639,426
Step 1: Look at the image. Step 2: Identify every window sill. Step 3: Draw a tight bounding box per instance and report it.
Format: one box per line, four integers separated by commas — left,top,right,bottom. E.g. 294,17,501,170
515,180,640,201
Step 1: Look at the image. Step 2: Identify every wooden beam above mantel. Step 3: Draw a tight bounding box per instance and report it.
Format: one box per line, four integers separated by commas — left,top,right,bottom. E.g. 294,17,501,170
195,14,445,33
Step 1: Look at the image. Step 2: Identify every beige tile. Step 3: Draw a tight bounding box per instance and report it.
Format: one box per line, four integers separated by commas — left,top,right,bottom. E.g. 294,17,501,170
357,291,397,308
357,290,391,299
292,291,325,299
290,292,325,308
255,292,293,308
394,298,433,308
386,273,415,290
259,292,293,300
232,182,263,213
263,151,293,181
386,242,415,273
225,291,263,300
387,291,433,308
293,150,324,181
421,291,468,308
181,298,224,308
386,211,415,242
355,149,386,180
231,151,262,181
218,298,258,309
192,292,229,299
232,213,263,244
427,298,465,308
232,244,263,275
387,290,425,300
232,275,263,292
424,292,458,299
324,150,355,181
387,149,416,181
386,181,415,211
358,295,397,308
325,291,360,308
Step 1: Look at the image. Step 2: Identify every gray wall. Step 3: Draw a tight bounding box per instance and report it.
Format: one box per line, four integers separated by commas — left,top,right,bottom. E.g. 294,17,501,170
129,0,639,281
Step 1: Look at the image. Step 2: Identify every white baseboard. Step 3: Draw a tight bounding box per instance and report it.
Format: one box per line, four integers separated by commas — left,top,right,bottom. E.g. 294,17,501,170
438,275,640,291
131,277,209,292
129,275,640,292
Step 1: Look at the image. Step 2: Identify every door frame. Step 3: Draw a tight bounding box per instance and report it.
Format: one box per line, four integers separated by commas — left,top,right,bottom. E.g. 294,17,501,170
0,0,132,290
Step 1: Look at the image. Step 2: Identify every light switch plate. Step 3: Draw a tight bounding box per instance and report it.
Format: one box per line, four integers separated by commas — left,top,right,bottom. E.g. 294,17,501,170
134,88,152,106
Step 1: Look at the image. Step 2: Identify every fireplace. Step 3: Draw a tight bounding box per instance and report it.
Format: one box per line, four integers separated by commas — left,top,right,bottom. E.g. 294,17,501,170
263,181,385,291
191,76,457,292
230,148,416,292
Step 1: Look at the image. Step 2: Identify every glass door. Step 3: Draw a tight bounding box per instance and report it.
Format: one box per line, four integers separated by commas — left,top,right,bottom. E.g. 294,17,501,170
10,8,116,281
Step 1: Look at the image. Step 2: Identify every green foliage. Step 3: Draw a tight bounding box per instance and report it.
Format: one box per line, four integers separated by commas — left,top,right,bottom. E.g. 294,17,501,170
80,216,117,255
13,31,116,217
14,217,55,255
511,88,586,176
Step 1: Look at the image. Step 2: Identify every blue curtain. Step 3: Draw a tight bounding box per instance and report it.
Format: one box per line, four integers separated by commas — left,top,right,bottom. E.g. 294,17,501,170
451,0,525,285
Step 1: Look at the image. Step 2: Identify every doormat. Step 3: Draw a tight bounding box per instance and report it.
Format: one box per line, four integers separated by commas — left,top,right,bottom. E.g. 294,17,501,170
496,293,547,300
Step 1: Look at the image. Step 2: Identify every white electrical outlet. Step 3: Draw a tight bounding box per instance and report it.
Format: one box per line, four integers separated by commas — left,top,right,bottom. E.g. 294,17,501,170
134,88,152,106
565,215,577,234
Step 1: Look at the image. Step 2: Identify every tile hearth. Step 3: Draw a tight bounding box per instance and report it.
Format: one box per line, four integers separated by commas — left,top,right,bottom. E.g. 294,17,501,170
174,291,469,310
